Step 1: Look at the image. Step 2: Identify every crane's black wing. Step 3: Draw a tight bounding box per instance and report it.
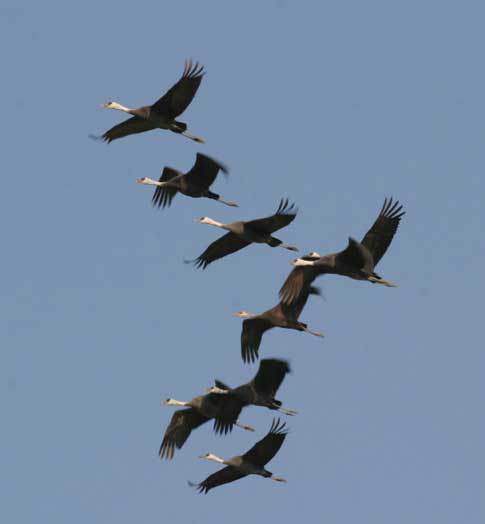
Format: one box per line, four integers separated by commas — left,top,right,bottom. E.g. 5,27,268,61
189,232,251,269
159,408,209,460
252,359,291,398
152,167,181,208
206,392,245,435
279,258,322,305
245,199,297,234
281,285,320,320
151,60,204,118
101,116,156,143
336,237,374,273
360,197,405,266
184,153,228,190
241,318,274,364
190,466,247,494
242,418,288,467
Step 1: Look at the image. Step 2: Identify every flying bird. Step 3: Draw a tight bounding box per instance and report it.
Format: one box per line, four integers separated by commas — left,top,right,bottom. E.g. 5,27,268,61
188,199,298,269
280,198,405,305
235,286,324,363
98,59,205,144
160,391,254,460
206,358,297,416
137,153,237,208
190,418,288,493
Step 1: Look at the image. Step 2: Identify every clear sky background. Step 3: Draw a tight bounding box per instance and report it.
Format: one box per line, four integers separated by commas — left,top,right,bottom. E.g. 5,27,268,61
2,1,484,522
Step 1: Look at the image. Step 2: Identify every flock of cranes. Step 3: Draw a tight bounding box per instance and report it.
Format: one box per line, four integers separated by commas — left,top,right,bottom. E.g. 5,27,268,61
96,59,405,493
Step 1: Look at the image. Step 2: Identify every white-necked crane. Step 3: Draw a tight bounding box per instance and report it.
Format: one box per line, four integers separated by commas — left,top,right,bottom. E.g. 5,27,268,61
280,198,405,305
235,286,324,363
190,418,288,493
187,199,298,269
160,391,254,460
206,358,297,416
137,153,237,208
98,60,205,143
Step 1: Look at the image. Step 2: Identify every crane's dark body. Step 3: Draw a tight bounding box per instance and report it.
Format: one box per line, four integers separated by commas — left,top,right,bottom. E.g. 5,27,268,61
280,198,405,304
101,60,204,143
191,419,288,493
240,286,321,363
191,199,298,269
160,391,244,460
214,359,292,412
150,154,235,208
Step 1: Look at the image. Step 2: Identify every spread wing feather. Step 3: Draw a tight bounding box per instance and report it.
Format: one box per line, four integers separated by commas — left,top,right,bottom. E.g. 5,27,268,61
152,59,204,118
152,167,181,208
360,197,405,266
184,153,228,189
159,408,209,460
190,232,251,269
191,466,247,494
102,116,156,143
241,318,273,364
246,199,297,234
252,359,291,398
243,418,288,466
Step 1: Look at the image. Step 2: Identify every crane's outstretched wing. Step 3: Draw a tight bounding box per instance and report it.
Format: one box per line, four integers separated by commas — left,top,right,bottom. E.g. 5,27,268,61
190,466,247,494
246,199,297,234
279,253,323,305
207,392,244,435
336,237,374,273
152,167,181,208
184,153,228,189
159,408,209,460
188,232,251,269
241,318,273,364
243,418,288,466
152,60,205,118
360,197,405,266
281,285,320,320
252,359,291,398
102,116,156,143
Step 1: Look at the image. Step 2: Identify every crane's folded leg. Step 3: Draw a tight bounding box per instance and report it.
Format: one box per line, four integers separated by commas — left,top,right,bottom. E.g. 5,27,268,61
367,276,397,287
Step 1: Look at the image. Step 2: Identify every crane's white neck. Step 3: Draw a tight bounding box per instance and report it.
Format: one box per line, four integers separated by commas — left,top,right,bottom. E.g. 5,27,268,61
162,398,187,407
233,311,258,319
102,101,131,113
198,217,226,228
291,258,316,267
136,177,166,187
200,453,226,464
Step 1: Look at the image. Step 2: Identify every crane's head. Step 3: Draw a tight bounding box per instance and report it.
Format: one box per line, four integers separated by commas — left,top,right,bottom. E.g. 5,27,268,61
198,453,225,464
162,398,179,406
101,101,115,108
195,216,211,224
233,310,256,319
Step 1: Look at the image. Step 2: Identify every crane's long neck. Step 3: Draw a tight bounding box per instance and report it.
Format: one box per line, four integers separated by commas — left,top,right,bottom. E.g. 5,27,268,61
163,398,188,407
202,218,227,229
203,454,226,465
136,177,168,187
103,101,133,114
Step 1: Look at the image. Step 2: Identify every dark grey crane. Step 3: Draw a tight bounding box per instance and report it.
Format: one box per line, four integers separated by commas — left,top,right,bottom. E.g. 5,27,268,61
190,418,288,493
280,198,405,305
98,60,205,143
160,391,254,460
188,199,298,269
234,286,324,363
206,358,297,416
136,153,237,208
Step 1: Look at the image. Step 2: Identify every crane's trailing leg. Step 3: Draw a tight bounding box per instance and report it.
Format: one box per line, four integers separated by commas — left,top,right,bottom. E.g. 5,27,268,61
181,131,205,143
217,197,239,207
367,276,397,287
235,420,255,432
280,243,299,252
278,406,298,416
301,325,325,338
271,475,287,482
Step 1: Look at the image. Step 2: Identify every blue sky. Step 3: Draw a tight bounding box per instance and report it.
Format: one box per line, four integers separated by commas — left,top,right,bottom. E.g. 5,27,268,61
1,1,484,522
